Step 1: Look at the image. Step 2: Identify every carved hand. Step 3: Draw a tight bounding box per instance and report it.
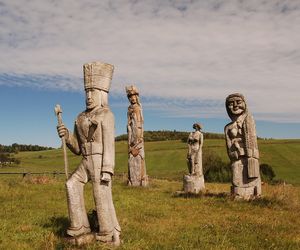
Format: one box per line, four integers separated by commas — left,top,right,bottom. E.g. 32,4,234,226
229,150,239,160
57,124,69,139
130,147,140,157
101,172,112,183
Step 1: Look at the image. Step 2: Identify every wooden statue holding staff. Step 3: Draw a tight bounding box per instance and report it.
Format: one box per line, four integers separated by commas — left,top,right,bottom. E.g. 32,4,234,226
56,61,121,245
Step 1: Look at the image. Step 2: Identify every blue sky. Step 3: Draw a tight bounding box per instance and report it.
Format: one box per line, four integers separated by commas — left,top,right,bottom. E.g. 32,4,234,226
0,0,300,147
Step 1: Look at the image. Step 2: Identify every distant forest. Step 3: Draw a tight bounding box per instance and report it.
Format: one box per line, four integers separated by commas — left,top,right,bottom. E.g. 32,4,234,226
0,131,224,153
0,143,54,153
115,130,224,142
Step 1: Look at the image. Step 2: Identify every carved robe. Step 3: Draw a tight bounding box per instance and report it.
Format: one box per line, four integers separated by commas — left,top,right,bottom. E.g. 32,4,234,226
225,112,261,198
127,103,147,186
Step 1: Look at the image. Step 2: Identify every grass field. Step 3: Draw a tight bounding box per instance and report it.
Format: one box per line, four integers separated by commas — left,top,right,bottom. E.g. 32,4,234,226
0,176,299,249
1,139,300,184
0,139,300,249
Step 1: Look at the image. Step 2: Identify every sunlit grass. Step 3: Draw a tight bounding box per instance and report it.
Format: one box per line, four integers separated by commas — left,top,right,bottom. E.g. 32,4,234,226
1,139,299,248
0,176,299,249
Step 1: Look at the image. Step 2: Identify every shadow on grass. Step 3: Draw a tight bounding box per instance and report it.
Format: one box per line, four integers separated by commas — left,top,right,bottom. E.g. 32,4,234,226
172,191,230,199
171,190,287,209
249,197,285,208
42,216,69,237
204,192,230,198
205,193,286,207
41,212,101,249
42,210,99,238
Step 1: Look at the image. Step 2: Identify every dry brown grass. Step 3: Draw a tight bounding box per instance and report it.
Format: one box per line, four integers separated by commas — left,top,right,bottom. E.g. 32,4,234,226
260,182,300,209
23,175,55,185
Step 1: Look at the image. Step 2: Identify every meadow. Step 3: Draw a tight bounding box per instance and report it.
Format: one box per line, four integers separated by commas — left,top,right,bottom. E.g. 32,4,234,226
0,139,300,249
2,139,300,184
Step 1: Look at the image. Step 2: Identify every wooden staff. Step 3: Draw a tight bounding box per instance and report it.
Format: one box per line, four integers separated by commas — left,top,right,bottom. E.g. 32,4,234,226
54,104,69,179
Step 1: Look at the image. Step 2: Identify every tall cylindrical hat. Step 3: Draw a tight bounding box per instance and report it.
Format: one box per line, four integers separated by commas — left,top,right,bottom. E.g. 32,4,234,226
83,61,114,92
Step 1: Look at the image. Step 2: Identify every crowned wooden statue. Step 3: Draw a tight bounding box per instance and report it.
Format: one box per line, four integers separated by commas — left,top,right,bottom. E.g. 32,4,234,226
125,85,148,187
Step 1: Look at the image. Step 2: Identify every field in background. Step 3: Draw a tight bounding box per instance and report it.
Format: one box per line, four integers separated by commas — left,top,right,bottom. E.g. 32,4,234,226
1,139,300,184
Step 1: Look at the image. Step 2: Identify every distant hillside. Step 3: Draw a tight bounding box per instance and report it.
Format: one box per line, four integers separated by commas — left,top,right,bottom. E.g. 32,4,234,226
115,130,224,142
1,139,299,184
0,143,54,153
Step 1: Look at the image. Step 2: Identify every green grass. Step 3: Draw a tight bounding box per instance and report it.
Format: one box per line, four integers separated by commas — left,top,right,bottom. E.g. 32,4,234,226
0,176,299,249
1,139,300,249
1,139,300,184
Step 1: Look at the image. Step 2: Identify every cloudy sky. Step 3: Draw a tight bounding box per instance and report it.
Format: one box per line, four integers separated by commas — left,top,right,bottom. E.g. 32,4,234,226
0,0,299,147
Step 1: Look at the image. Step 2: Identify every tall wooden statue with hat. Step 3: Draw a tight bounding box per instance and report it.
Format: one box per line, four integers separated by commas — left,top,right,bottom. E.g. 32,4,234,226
56,61,121,245
125,85,148,187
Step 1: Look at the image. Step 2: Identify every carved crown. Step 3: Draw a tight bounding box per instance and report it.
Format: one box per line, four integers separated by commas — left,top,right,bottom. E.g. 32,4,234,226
83,61,114,92
125,85,139,96
193,123,203,130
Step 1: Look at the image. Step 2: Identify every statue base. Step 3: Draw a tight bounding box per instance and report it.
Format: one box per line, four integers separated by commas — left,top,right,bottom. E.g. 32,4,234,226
231,184,261,200
65,232,121,247
128,175,149,187
65,233,95,246
141,175,149,187
183,174,205,194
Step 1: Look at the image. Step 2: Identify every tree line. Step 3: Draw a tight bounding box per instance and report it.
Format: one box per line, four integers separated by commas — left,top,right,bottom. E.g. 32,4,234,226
0,143,54,153
115,130,224,142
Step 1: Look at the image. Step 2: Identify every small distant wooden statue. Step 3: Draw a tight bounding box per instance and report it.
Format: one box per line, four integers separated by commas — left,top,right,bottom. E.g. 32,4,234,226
125,85,148,187
224,93,261,200
183,123,205,194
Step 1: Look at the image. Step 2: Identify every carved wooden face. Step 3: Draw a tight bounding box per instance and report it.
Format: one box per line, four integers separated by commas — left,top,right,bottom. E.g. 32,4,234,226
128,94,137,105
85,88,101,110
193,123,201,131
227,96,246,116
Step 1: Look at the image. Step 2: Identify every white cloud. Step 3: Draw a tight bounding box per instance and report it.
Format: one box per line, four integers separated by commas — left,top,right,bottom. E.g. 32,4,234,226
0,0,300,122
